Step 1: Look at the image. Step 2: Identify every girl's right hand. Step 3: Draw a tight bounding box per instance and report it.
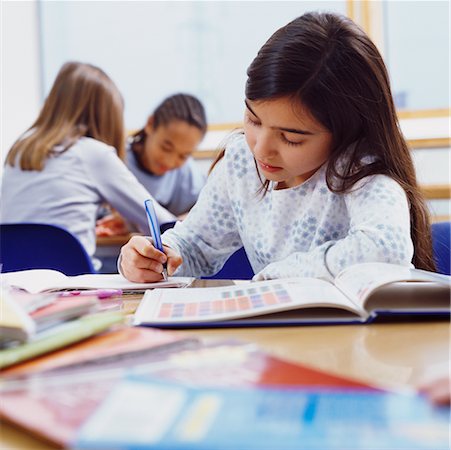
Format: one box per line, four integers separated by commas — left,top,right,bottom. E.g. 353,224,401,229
119,236,183,283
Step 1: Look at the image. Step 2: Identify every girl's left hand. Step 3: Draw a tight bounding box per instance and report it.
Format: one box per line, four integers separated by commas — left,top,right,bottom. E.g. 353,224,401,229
96,213,129,236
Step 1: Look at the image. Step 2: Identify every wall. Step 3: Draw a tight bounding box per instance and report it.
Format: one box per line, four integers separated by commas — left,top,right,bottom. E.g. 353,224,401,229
1,2,449,221
1,1,41,168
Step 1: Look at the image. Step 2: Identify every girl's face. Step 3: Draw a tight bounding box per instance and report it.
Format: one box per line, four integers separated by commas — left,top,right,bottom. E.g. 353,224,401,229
142,119,203,176
244,97,333,189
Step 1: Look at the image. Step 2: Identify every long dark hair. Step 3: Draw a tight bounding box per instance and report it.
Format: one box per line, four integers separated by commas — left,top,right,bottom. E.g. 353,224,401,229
131,93,207,154
241,12,434,270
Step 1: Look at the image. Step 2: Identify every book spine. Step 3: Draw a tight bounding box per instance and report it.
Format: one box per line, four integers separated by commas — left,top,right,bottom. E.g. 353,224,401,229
0,312,124,369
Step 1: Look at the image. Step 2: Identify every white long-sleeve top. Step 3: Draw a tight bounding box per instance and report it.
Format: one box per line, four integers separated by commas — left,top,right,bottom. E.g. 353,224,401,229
1,137,176,258
162,134,414,281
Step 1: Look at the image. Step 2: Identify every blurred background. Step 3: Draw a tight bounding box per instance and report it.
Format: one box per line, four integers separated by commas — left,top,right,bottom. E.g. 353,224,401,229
2,0,450,218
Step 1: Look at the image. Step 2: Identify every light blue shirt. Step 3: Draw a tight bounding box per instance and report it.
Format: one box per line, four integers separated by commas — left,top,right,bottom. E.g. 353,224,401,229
125,143,206,217
1,137,175,258
162,134,414,281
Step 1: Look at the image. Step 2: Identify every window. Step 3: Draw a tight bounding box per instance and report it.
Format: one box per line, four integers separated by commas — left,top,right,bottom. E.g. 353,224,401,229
39,1,347,128
383,1,450,111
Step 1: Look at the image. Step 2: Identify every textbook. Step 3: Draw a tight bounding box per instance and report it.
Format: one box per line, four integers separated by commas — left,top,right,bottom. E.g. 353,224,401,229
0,340,371,447
75,377,449,450
0,290,36,344
30,296,99,331
7,289,56,313
2,327,198,377
0,311,124,369
2,269,194,294
134,262,451,328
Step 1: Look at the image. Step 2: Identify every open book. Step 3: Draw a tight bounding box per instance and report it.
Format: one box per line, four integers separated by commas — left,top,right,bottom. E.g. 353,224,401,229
134,262,451,328
2,269,194,294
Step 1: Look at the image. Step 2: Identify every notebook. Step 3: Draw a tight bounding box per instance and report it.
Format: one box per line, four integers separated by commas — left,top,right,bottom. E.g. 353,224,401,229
2,269,194,294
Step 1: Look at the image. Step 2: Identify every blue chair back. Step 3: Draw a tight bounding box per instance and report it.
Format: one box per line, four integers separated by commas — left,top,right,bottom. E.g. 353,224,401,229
431,221,451,275
160,221,253,279
0,223,95,275
203,247,254,280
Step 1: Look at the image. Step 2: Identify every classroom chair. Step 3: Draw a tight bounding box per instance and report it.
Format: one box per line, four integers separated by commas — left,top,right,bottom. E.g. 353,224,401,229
160,221,254,280
0,223,95,275
431,221,451,275
202,247,255,280
160,220,178,234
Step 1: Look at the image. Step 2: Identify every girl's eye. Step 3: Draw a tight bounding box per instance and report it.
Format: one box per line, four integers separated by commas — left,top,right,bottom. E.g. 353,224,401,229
245,115,261,127
281,134,303,147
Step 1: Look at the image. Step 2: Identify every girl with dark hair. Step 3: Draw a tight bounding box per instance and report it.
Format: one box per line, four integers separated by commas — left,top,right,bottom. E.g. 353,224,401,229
96,93,207,236
127,93,206,216
118,12,434,282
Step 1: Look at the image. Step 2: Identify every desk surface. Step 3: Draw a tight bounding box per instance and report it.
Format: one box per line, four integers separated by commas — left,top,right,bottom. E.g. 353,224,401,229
2,280,450,449
96,234,132,247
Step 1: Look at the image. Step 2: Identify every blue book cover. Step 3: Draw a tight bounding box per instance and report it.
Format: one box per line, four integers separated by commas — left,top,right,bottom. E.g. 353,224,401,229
74,376,449,450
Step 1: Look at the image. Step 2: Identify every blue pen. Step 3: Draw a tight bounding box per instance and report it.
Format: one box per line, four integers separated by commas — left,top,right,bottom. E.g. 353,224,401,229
144,199,168,281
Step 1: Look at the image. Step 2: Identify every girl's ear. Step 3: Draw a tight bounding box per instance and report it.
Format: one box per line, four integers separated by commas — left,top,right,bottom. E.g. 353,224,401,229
144,116,155,134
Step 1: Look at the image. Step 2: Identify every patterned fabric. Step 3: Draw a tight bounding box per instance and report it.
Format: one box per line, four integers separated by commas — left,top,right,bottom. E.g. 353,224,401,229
163,134,414,281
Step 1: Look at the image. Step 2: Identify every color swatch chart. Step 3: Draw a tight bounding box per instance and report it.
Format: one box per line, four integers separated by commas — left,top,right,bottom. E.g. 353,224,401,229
157,284,293,319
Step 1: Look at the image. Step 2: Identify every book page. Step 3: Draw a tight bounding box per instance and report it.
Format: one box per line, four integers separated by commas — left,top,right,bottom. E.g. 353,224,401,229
334,262,451,312
0,291,36,344
357,282,451,315
54,274,194,292
134,278,364,325
1,270,193,294
2,269,67,294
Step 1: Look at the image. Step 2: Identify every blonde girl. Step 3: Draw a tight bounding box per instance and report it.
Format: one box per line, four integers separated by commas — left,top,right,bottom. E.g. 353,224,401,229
2,62,173,267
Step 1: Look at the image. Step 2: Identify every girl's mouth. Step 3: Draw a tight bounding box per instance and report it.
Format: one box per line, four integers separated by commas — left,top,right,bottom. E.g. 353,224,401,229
257,160,283,173
156,164,169,174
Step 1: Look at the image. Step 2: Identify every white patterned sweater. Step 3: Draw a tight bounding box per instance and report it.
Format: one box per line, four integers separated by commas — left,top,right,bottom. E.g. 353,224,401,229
163,134,414,281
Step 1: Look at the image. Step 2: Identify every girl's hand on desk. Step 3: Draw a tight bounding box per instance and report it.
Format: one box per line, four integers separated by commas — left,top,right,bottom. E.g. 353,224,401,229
119,235,182,282
96,213,129,236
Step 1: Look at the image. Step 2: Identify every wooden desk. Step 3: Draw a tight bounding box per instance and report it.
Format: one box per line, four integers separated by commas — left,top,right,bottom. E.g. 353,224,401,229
2,280,450,449
96,234,133,247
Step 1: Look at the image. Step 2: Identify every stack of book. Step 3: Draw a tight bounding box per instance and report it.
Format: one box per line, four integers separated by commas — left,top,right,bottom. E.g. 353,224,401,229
0,268,195,370
0,287,124,369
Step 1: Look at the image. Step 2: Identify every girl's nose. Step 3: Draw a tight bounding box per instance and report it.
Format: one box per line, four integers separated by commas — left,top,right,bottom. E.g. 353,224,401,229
253,131,277,160
166,154,181,170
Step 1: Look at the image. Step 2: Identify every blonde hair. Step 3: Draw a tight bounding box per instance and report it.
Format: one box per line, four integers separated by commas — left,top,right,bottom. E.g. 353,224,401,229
6,61,125,170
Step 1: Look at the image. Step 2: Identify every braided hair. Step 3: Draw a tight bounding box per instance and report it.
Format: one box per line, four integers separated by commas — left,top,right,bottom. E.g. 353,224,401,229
153,93,207,134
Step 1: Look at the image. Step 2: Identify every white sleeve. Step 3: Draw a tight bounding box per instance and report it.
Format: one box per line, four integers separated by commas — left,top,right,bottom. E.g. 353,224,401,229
162,155,242,277
253,175,414,281
82,144,176,232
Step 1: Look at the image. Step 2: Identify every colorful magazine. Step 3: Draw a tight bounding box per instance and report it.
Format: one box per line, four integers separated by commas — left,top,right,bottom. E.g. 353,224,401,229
75,376,449,450
0,340,372,447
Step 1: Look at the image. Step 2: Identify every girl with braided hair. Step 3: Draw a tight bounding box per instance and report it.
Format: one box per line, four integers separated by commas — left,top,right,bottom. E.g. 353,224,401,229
127,93,207,216
96,93,207,237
